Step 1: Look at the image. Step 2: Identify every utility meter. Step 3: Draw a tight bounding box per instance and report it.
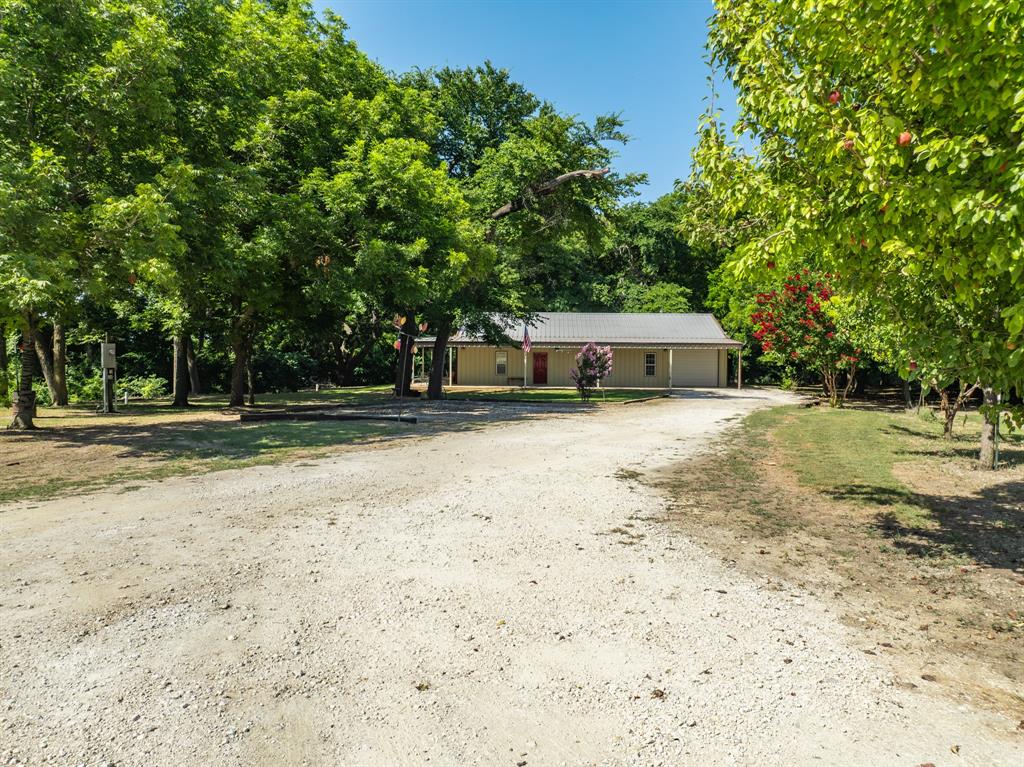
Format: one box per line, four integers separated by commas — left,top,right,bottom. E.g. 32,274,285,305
100,342,117,370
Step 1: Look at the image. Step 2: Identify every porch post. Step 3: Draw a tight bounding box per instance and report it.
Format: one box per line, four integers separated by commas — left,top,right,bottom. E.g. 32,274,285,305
668,348,673,391
448,345,453,385
523,347,527,388
737,348,743,389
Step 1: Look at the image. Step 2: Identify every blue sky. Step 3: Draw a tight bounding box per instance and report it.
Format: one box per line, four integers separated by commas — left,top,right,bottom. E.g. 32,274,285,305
315,0,735,202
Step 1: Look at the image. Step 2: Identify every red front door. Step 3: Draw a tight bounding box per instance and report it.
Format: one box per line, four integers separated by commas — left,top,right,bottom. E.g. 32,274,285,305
532,352,548,385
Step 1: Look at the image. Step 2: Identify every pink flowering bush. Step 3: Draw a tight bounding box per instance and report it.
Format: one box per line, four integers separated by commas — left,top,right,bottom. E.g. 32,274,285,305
570,343,613,401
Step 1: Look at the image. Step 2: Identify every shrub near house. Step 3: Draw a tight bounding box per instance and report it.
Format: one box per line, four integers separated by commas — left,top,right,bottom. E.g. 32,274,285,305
570,343,613,400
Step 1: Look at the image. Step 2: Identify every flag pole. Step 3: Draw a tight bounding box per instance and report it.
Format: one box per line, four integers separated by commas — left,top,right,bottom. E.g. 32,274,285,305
522,324,529,389
522,337,527,390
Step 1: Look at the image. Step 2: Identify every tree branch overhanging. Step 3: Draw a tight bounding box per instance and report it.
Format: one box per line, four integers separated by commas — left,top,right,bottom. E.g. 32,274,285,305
488,167,610,221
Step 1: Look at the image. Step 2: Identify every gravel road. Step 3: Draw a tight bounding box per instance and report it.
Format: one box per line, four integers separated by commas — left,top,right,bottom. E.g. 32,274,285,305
1,389,1019,766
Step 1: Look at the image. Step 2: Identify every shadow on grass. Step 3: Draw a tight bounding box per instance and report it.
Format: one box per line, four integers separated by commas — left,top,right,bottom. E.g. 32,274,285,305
0,398,579,464
882,424,1024,469
827,480,1024,572
31,385,397,418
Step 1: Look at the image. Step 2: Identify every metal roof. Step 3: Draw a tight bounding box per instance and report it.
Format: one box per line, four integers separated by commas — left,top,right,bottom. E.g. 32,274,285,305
438,312,743,349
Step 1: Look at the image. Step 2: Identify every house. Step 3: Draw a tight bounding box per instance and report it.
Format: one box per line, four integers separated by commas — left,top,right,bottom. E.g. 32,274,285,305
427,312,743,389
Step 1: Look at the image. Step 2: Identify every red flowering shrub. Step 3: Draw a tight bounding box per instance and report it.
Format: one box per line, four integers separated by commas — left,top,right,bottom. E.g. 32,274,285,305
752,271,859,406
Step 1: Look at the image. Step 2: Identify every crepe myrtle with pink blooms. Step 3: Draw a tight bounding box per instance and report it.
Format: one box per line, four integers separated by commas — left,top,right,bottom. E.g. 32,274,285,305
570,343,614,401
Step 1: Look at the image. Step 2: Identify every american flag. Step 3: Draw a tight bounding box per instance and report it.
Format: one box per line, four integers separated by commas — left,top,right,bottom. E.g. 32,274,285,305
522,326,531,353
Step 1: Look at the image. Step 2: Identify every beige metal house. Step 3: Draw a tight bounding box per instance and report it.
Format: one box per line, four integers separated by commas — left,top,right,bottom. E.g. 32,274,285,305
436,312,743,389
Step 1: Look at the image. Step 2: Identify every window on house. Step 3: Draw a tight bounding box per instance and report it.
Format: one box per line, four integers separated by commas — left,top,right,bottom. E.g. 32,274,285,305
644,352,656,377
495,351,508,376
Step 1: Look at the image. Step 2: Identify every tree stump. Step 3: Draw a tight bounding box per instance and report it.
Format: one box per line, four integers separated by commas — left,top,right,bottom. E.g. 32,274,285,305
9,390,36,430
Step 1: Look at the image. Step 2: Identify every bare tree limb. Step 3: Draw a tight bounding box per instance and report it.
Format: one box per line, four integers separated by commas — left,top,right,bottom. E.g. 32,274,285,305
488,168,610,221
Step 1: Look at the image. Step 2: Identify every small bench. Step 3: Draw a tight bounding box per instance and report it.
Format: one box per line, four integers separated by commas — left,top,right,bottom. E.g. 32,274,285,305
507,377,525,387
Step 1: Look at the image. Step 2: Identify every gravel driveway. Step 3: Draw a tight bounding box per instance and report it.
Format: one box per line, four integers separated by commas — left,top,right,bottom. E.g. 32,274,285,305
1,389,1019,766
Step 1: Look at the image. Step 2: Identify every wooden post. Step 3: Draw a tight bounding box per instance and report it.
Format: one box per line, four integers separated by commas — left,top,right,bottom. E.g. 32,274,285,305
448,346,453,386
523,347,527,389
668,349,673,391
737,348,743,389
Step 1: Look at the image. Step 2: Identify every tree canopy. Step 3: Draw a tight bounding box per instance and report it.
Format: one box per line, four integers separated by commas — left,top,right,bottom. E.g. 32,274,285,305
687,0,1024,464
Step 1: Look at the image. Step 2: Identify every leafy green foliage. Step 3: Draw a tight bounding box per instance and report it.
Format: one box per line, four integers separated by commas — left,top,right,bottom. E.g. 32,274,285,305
407,61,540,181
691,0,1024,425
619,282,692,313
0,0,183,325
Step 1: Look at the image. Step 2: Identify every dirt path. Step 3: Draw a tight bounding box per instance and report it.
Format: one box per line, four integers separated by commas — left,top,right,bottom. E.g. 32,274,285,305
1,390,1019,766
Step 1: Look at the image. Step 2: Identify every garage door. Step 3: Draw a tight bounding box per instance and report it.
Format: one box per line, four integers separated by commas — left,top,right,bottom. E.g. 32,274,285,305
673,349,719,387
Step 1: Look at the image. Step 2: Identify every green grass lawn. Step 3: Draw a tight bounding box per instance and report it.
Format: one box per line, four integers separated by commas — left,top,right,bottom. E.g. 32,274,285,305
744,404,1023,533
3,419,397,505
21,385,396,424
0,389,403,505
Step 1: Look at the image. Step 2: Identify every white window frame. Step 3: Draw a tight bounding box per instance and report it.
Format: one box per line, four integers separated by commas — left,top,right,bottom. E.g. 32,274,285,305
495,350,508,376
644,352,656,377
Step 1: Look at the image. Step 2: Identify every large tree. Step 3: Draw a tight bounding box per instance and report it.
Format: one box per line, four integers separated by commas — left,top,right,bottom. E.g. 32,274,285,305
596,189,720,312
404,65,643,397
0,0,183,427
153,1,437,406
692,0,1024,467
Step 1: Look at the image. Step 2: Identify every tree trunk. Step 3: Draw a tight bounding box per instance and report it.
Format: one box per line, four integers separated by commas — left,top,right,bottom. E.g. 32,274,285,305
32,324,58,404
229,334,249,407
821,368,838,407
939,380,979,439
427,319,452,400
228,304,254,407
852,369,866,396
186,335,202,395
337,354,356,386
172,334,190,407
939,388,954,437
978,386,999,470
337,343,371,387
335,329,376,387
393,313,416,397
9,326,36,429
943,409,957,438
902,378,912,410
0,322,8,403
246,360,255,407
51,323,68,406
840,363,858,406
